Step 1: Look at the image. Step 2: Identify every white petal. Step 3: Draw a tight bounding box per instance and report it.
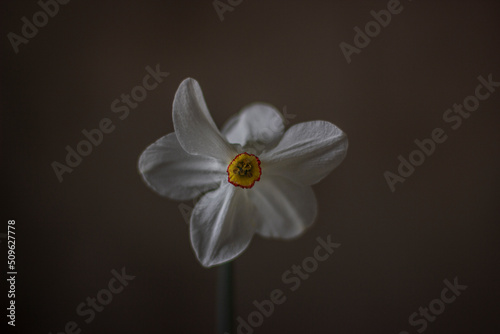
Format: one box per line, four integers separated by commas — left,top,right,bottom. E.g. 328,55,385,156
190,183,256,267
221,103,285,152
173,78,237,162
260,121,348,185
138,133,226,201
249,175,317,239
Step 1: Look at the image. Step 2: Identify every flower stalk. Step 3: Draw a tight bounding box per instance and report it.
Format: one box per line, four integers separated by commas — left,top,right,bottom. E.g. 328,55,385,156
216,261,233,334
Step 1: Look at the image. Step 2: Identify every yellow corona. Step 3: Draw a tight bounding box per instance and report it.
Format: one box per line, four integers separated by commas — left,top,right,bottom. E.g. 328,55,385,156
226,153,262,189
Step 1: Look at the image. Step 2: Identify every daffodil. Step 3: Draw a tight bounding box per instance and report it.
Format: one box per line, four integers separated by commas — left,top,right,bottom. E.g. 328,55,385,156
138,78,348,267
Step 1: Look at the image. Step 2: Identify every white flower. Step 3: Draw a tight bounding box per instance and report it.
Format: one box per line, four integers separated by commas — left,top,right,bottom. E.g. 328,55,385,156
138,78,348,267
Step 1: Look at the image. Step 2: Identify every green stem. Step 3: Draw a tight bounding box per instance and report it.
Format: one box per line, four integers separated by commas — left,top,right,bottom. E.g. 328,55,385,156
216,261,233,334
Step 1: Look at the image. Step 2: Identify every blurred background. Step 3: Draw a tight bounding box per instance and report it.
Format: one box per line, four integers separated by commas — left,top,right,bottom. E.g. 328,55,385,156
1,0,500,333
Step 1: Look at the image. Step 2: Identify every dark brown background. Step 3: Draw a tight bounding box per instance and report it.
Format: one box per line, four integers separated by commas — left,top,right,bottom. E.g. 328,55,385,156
2,0,499,333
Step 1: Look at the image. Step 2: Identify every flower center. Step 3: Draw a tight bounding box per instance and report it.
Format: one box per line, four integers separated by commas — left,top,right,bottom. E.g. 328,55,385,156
227,153,261,189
